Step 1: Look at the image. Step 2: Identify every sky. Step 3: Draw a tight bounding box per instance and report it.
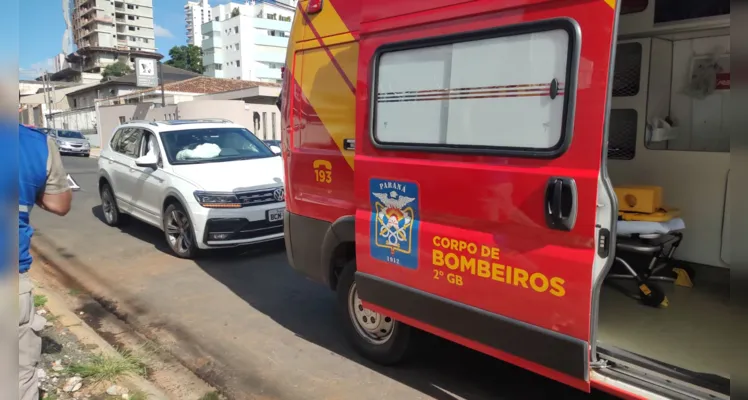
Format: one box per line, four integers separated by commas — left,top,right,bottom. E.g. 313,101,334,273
18,0,234,80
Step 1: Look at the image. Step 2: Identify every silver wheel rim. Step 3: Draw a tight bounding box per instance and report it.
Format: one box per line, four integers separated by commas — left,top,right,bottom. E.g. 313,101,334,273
101,190,115,223
348,282,394,344
165,209,193,254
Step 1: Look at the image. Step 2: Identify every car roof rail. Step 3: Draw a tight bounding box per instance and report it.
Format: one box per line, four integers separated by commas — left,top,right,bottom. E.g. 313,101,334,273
156,118,234,125
126,120,159,126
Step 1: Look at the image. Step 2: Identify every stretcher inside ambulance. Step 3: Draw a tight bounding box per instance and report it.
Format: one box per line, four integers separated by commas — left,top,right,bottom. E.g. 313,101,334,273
280,0,732,399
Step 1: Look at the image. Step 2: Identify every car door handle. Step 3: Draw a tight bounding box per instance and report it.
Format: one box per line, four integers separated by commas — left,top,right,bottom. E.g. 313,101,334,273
544,177,577,231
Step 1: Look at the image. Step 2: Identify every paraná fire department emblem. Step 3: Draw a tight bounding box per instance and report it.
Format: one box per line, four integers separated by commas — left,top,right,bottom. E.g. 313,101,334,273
369,179,420,269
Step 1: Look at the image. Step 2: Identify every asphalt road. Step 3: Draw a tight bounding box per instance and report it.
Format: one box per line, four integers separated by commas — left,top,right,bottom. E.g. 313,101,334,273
31,154,617,400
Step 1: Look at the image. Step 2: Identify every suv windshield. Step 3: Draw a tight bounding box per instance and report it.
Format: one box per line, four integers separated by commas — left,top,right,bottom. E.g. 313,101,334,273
160,127,275,165
57,130,85,139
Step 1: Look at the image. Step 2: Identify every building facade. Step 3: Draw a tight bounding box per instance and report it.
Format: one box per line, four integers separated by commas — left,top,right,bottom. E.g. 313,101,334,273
185,0,212,46
201,0,296,83
71,0,160,72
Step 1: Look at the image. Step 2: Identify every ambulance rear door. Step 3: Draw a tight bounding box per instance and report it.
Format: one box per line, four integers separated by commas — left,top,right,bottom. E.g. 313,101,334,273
353,0,618,392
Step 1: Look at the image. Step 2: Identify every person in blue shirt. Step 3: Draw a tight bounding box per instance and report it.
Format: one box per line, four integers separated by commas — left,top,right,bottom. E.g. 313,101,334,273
19,124,71,400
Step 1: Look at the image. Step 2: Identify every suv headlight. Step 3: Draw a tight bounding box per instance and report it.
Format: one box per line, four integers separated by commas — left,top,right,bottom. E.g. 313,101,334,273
193,191,241,208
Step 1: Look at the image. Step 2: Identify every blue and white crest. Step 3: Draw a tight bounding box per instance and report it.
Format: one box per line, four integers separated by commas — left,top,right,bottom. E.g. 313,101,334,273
369,179,420,269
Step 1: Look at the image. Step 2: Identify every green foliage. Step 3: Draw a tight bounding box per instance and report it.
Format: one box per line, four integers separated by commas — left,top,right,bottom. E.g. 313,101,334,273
198,392,221,400
164,45,205,74
33,294,47,308
66,350,146,382
102,61,133,80
231,7,240,17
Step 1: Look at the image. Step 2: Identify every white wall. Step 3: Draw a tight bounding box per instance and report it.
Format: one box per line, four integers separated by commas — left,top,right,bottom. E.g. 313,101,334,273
607,35,730,268
95,99,282,147
202,2,291,82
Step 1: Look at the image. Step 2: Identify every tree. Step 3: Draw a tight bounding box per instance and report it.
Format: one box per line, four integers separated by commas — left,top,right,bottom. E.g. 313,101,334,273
231,7,240,17
164,45,205,74
101,61,133,80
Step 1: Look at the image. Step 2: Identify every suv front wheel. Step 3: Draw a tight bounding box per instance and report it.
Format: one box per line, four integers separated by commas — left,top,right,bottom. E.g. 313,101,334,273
163,202,198,259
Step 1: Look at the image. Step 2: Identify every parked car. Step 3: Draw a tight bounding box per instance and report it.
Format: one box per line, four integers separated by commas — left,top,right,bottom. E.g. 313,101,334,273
263,139,281,150
97,119,286,258
48,129,91,157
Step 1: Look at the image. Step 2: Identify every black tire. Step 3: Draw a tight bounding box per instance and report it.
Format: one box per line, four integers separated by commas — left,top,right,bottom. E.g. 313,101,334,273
99,183,126,227
337,260,412,365
163,202,199,259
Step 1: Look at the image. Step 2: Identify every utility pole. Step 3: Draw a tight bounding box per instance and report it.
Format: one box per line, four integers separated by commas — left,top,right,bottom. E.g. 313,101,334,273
159,61,166,107
40,71,55,128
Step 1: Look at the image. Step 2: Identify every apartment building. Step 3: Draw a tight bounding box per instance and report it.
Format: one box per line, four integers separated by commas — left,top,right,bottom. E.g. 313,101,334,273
185,0,212,46
201,0,296,83
71,0,160,72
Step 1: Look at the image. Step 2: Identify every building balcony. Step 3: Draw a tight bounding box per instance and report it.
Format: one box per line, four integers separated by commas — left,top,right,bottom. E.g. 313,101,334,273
255,67,282,80
203,36,222,49
254,35,288,47
204,52,224,65
254,49,285,64
252,18,291,31
202,20,220,33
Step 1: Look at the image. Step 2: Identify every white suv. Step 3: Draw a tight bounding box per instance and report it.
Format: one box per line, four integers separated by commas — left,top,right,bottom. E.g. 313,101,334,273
97,119,286,258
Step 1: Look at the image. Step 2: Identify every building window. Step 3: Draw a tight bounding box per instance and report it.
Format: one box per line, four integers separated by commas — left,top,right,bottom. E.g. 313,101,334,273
236,60,241,67
127,4,134,9
234,26,239,34
128,15,135,20
373,23,575,153
235,43,240,50
612,43,642,97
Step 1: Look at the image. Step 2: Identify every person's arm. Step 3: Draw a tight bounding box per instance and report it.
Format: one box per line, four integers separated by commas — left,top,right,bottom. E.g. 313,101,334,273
36,136,72,216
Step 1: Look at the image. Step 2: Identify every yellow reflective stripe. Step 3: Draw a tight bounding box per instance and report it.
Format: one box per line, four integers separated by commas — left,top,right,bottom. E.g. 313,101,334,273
604,0,616,9
298,42,359,170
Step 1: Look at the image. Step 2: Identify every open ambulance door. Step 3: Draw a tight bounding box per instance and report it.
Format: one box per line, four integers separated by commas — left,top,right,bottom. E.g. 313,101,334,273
353,0,619,392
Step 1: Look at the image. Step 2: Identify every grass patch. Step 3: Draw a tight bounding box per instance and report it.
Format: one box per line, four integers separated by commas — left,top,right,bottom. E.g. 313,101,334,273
128,389,149,400
66,350,146,382
34,294,48,308
198,392,221,400
68,288,81,296
45,313,60,322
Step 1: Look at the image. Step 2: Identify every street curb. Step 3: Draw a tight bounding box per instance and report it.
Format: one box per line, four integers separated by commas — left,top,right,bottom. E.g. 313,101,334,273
29,238,220,400
32,281,169,400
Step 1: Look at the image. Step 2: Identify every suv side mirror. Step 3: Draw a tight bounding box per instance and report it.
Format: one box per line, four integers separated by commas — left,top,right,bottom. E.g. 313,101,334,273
269,145,281,154
135,153,159,169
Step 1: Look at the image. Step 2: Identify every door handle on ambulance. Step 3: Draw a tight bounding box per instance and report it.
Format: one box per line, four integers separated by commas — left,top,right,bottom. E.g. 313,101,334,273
544,177,577,231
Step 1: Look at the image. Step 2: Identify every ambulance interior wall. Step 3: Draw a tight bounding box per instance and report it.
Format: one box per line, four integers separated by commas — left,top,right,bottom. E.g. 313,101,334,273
606,33,730,269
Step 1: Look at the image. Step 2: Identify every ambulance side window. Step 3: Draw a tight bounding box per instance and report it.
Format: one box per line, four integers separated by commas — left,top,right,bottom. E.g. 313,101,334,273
371,20,578,157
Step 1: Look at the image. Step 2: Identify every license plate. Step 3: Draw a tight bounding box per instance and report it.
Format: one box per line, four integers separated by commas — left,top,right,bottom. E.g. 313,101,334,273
267,208,284,222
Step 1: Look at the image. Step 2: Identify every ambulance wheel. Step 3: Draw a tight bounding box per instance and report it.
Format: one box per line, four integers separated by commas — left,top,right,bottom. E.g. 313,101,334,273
338,261,412,365
100,183,127,227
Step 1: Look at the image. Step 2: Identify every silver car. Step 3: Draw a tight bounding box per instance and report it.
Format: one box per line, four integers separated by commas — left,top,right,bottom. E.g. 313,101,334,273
48,129,91,157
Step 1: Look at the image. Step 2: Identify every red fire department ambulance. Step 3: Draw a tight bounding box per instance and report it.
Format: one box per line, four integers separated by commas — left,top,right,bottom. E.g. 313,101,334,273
280,0,732,399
